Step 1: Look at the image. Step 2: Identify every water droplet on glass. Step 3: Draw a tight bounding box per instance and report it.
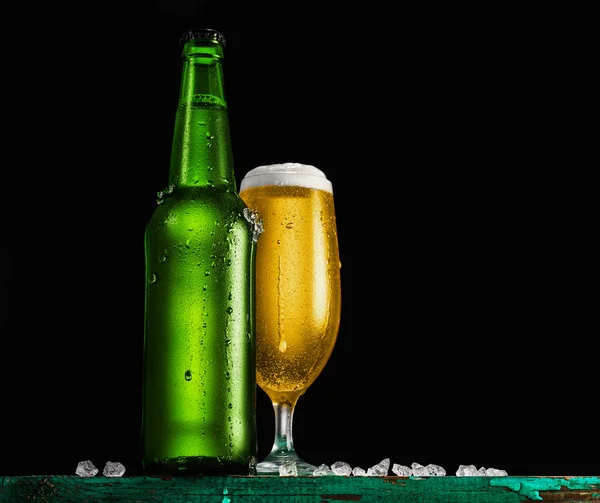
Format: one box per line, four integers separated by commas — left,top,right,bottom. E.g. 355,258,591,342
185,370,192,381
185,239,192,248
286,222,294,229
228,403,233,409
226,307,233,315
203,285,208,291
148,273,157,284
205,271,210,277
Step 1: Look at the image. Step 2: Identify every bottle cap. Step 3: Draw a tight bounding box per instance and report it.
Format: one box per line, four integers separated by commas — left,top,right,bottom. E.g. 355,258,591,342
180,28,226,47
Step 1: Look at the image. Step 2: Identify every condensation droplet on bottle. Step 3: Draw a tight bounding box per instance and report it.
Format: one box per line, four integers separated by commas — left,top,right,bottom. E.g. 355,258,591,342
205,131,212,138
205,271,210,277
228,292,233,300
277,239,281,244
185,239,191,248
198,121,206,126
286,222,294,229
226,306,233,315
228,403,233,409
184,370,192,381
225,371,231,380
225,259,232,266
243,208,264,243
203,284,208,291
193,175,199,184
188,226,194,231
279,339,287,352
148,273,157,284
158,250,168,262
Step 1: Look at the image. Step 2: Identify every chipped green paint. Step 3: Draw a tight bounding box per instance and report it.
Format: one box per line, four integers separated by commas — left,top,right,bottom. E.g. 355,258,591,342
490,476,600,501
0,475,598,502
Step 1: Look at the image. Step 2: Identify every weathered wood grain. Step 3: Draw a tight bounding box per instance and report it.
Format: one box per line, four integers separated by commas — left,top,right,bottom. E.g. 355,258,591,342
0,475,598,502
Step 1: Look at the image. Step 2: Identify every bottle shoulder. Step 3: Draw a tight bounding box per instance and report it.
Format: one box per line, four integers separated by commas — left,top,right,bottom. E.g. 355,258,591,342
151,187,246,209
146,187,250,230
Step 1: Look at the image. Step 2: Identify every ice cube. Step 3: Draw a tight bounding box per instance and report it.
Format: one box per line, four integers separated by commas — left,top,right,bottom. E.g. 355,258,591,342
312,464,334,476
456,464,478,476
411,462,430,476
367,458,390,476
352,466,367,476
75,460,98,477
486,467,508,476
426,464,446,476
391,463,412,476
279,460,297,477
103,461,126,477
331,461,352,476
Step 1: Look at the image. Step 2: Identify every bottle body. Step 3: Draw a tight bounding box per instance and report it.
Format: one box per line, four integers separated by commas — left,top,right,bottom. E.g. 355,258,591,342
142,30,258,475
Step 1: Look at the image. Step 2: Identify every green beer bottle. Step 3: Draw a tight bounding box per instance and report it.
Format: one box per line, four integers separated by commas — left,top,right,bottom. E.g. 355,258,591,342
142,29,261,475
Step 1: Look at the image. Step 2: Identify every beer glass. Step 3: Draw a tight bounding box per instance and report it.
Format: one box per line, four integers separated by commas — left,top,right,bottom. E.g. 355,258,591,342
240,163,342,475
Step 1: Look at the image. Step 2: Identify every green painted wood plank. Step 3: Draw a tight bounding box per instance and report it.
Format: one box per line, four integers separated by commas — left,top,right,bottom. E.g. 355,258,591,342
0,475,598,502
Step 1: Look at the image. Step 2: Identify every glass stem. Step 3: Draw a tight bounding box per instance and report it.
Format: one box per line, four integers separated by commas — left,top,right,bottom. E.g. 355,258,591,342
270,400,296,457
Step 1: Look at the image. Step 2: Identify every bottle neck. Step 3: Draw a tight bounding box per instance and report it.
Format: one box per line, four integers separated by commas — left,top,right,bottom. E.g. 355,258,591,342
168,46,236,191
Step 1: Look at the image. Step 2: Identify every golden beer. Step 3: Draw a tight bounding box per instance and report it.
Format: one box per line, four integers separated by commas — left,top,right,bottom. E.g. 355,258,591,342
240,164,341,406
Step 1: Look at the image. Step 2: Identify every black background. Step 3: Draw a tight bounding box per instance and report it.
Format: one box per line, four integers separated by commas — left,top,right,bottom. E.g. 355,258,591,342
0,2,597,478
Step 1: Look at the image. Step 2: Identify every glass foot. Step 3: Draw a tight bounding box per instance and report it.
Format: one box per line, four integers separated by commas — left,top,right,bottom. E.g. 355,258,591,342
257,452,317,476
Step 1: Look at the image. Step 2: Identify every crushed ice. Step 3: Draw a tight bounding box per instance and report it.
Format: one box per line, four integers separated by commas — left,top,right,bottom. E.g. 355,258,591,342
269,458,509,477
456,464,508,477
76,460,126,478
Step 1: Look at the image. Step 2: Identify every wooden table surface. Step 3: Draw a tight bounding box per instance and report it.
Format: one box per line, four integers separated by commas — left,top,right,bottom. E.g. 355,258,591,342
1,474,598,502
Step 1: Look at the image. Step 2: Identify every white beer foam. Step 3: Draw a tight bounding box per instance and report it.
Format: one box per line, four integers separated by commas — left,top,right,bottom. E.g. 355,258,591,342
240,162,333,193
